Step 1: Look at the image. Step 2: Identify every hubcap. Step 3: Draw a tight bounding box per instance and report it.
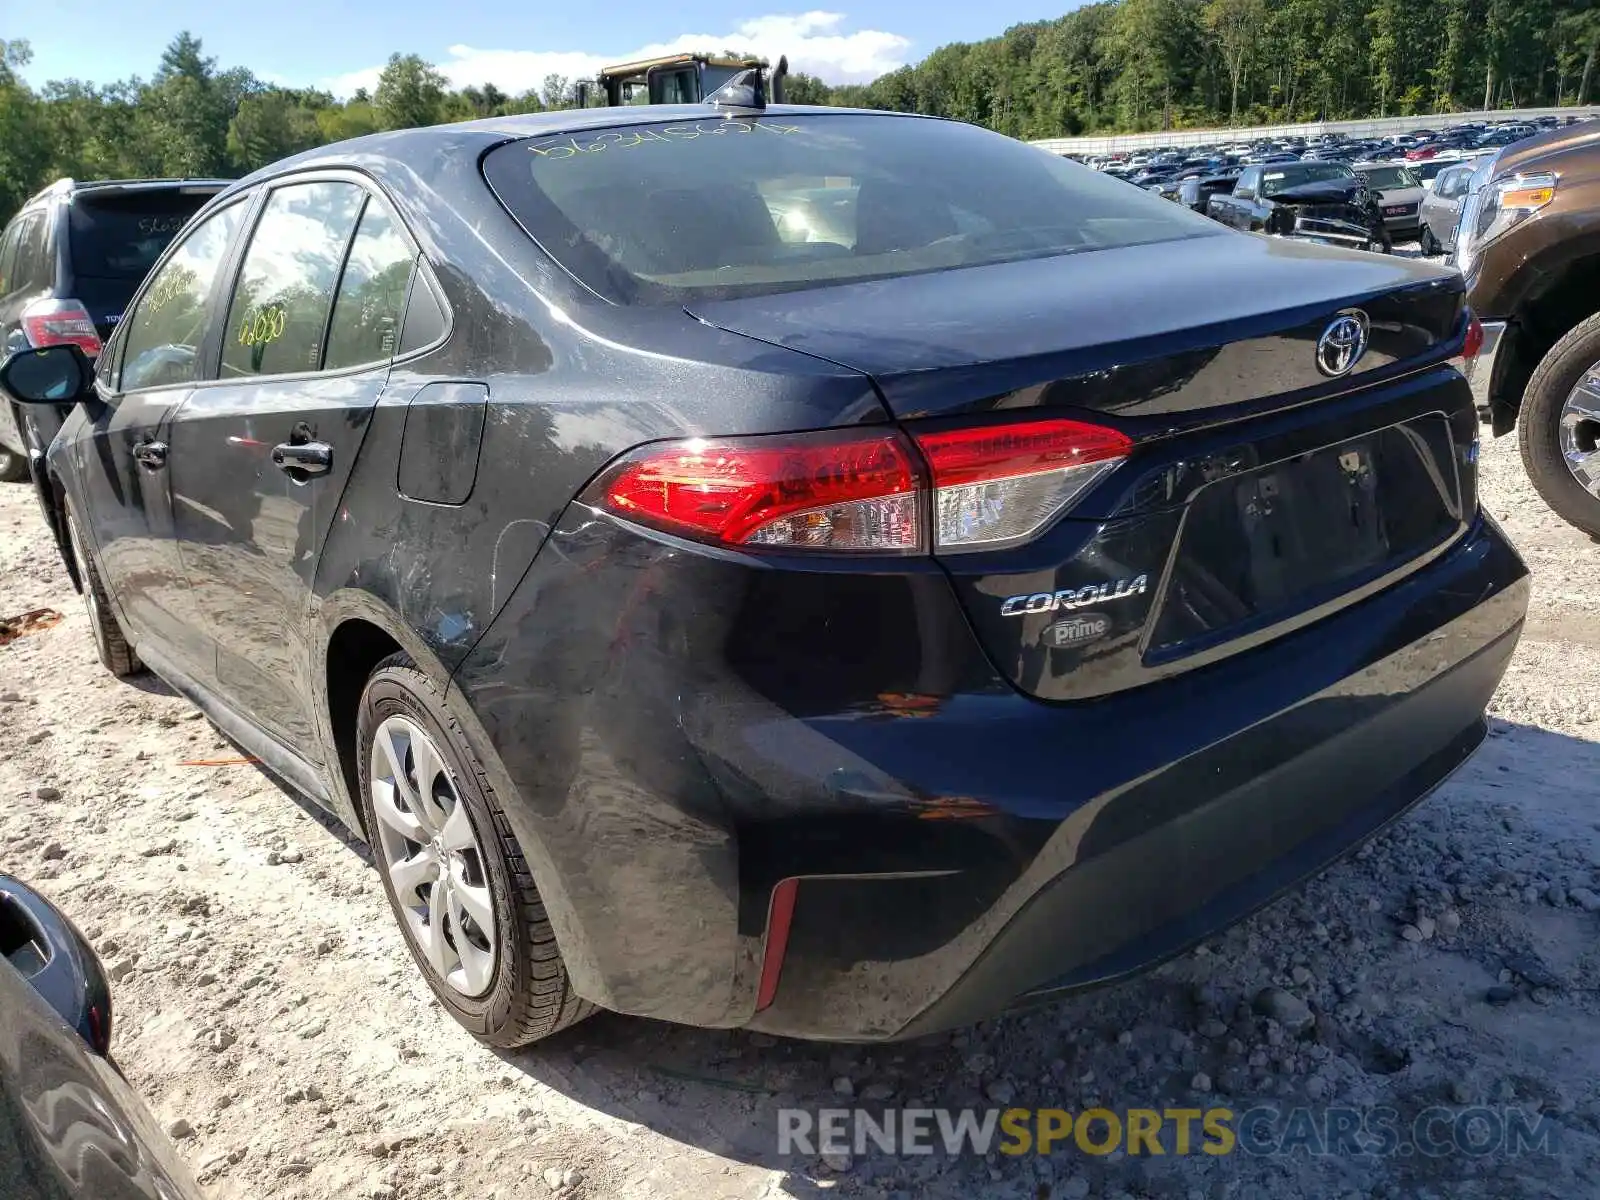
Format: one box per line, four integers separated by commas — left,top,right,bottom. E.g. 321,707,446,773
369,714,498,997
1559,367,1600,498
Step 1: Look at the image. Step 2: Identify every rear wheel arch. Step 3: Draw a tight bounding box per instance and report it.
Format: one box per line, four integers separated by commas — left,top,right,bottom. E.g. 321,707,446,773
324,615,407,841
316,606,583,948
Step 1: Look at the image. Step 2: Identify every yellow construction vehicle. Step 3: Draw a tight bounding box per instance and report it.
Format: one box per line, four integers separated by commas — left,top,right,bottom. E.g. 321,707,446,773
577,54,789,108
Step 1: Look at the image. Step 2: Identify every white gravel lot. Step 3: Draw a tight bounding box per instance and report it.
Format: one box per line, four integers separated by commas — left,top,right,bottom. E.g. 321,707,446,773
3,411,1600,1200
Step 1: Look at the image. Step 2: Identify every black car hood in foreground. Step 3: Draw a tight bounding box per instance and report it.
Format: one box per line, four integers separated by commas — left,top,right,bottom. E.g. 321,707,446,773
686,232,1464,421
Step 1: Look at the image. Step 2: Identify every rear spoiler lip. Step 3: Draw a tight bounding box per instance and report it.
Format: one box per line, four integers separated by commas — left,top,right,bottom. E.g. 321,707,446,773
67,179,234,199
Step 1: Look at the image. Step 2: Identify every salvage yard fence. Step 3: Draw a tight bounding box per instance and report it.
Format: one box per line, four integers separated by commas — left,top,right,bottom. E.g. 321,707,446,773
1029,105,1600,155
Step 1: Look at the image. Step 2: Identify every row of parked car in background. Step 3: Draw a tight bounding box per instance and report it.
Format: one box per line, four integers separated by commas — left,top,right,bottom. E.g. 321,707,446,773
1072,114,1591,257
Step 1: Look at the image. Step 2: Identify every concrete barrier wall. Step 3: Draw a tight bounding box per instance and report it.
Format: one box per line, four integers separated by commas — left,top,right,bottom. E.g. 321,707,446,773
1028,106,1600,155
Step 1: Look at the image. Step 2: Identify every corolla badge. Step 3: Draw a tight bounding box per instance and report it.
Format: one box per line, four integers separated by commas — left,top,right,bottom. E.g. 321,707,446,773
1001,575,1148,617
1315,309,1370,377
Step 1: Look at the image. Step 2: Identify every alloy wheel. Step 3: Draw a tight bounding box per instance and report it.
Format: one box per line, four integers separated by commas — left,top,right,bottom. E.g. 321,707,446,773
1558,367,1600,498
369,714,499,997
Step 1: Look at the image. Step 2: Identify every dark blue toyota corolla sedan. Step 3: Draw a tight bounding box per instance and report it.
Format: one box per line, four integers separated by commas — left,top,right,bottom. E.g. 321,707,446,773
0,96,1528,1045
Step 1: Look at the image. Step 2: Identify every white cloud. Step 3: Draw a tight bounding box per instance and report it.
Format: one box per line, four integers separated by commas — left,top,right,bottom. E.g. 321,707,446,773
320,12,910,98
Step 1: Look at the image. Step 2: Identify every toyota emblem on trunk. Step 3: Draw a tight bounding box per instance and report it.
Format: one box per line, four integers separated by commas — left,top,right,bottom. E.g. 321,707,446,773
1316,310,1370,377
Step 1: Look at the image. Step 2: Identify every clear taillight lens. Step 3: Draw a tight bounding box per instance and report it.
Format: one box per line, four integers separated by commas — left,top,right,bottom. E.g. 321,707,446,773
913,419,1132,551
21,299,102,356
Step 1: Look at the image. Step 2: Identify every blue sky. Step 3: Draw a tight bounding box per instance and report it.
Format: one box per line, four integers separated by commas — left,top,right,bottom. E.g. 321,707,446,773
11,3,1073,94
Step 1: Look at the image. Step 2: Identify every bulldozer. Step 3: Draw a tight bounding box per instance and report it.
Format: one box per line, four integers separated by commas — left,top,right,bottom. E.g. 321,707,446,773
576,53,789,108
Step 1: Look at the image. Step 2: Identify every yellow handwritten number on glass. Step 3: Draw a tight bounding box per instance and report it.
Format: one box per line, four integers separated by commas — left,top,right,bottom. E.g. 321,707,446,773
238,306,287,348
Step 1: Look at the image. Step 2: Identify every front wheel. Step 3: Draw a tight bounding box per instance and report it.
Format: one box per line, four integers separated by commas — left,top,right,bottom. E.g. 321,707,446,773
1419,226,1441,256
1518,311,1600,538
356,653,595,1047
65,504,142,677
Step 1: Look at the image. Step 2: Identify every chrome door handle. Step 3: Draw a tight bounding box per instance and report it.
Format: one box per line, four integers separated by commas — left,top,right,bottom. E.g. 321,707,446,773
132,440,167,469
271,441,332,478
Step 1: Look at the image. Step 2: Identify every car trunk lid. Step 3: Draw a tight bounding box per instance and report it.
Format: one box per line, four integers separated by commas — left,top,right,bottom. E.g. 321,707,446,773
689,235,1476,701
685,234,1461,436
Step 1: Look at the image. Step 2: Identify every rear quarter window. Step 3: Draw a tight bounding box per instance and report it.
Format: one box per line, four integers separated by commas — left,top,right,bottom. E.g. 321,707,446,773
482,114,1221,304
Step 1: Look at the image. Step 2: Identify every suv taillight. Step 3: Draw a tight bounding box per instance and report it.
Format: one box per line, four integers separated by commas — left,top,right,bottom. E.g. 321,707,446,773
586,417,1131,554
21,299,102,356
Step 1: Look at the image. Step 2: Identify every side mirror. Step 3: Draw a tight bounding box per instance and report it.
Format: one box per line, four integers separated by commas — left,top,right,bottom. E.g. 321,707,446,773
0,875,113,1056
0,344,94,405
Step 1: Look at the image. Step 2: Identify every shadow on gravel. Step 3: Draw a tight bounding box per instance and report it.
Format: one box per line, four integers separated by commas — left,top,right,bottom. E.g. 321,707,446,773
122,672,179,698
486,717,1600,1200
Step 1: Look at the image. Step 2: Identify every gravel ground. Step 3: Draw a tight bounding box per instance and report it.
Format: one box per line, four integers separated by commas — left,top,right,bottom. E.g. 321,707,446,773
5,410,1600,1200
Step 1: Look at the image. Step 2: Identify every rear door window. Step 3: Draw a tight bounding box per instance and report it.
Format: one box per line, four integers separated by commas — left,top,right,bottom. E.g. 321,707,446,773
220,181,365,379
482,113,1220,305
323,198,416,371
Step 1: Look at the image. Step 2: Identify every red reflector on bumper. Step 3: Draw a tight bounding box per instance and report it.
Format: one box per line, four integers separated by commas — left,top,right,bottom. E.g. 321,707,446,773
755,878,799,1012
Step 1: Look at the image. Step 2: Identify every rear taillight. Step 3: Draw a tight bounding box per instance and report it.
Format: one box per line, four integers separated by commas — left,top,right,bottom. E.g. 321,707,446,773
21,299,102,356
912,419,1132,552
587,416,1131,555
592,428,925,553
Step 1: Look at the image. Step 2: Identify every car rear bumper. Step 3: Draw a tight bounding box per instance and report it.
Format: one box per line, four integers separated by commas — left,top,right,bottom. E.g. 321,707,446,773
894,614,1507,1039
456,510,1526,1042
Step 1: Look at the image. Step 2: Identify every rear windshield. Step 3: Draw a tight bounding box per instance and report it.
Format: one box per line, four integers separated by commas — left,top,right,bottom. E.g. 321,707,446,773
68,191,214,280
482,113,1220,304
1359,166,1420,190
1259,164,1356,197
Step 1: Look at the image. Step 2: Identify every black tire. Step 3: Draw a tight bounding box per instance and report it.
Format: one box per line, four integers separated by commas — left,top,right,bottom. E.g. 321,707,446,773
1518,312,1600,538
1419,227,1441,257
0,447,28,483
356,652,595,1047
65,504,142,677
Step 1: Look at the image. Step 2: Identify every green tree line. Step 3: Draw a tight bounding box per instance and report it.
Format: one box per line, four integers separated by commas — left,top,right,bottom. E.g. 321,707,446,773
3,2,1600,219
820,0,1600,138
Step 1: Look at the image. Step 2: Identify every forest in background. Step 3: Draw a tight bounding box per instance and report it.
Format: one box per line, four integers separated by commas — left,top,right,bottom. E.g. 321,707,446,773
2,1,1599,218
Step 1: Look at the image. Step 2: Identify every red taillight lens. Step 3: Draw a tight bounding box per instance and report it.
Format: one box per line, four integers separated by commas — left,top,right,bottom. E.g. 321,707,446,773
592,428,925,552
588,417,1131,555
21,299,102,356
1462,312,1484,362
913,418,1132,551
